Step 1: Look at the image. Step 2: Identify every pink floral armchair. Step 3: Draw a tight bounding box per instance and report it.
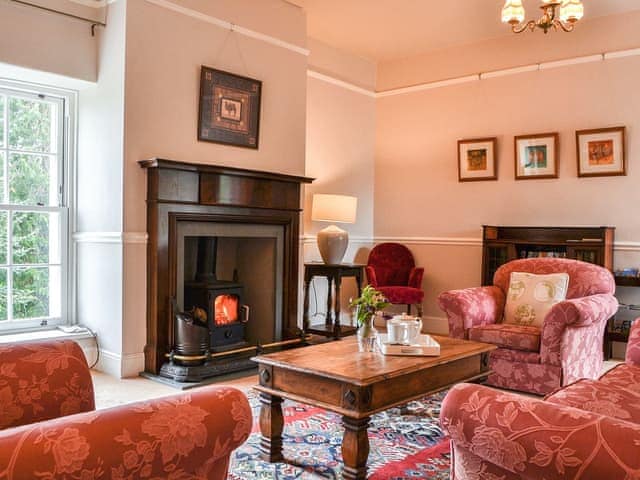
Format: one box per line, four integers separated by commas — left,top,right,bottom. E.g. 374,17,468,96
0,339,251,479
440,318,640,480
438,258,618,395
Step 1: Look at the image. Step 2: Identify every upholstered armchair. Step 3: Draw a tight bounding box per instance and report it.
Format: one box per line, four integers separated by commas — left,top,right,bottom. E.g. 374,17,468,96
0,339,251,479
438,258,618,395
366,242,424,316
440,319,640,479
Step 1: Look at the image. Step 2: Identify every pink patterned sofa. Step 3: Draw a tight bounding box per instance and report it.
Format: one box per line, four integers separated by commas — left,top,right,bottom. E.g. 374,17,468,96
441,318,640,479
0,339,251,479
438,258,618,395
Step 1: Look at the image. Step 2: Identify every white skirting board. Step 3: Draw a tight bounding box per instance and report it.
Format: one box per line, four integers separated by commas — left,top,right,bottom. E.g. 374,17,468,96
93,349,146,378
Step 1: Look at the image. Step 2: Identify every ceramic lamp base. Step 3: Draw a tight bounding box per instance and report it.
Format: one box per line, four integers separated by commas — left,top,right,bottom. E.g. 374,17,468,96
317,225,349,264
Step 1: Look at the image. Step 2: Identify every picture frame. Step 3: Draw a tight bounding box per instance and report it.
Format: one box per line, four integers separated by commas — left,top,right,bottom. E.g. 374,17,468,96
576,126,626,177
514,132,559,180
457,137,498,182
198,66,262,149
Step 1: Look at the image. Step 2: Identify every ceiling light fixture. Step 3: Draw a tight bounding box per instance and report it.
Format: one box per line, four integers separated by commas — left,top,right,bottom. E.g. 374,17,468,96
502,0,584,34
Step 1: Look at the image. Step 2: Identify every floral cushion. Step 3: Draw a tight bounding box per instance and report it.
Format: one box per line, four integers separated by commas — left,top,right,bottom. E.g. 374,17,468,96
598,363,640,396
468,324,541,352
546,378,640,423
0,340,95,429
503,272,569,327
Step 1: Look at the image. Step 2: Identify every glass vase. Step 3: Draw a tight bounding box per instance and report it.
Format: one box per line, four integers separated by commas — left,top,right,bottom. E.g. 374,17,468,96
357,314,378,353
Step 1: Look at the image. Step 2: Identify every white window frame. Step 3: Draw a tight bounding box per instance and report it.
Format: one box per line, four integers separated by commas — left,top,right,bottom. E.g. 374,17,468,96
0,78,76,333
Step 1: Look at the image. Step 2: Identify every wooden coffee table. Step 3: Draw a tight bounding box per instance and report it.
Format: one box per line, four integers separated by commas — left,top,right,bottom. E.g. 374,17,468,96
252,335,496,479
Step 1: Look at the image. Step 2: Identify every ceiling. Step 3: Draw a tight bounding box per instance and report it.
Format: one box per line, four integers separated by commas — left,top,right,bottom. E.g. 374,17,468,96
290,0,640,62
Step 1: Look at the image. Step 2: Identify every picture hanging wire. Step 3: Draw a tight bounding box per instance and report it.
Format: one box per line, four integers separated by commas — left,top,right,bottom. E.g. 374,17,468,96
10,0,107,36
211,22,251,77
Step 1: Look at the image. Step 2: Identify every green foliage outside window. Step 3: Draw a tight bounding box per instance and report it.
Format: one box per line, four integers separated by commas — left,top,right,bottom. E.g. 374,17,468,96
0,95,58,322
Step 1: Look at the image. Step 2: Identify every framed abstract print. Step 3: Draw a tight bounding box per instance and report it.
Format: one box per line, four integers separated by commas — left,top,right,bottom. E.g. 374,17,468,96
198,66,262,149
457,137,498,182
514,132,559,180
576,126,626,177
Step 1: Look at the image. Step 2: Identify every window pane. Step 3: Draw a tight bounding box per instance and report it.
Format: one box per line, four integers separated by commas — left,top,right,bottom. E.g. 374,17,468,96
0,268,6,321
0,151,4,203
0,211,6,264
13,267,49,319
12,212,54,265
9,153,56,206
8,97,54,153
0,95,5,148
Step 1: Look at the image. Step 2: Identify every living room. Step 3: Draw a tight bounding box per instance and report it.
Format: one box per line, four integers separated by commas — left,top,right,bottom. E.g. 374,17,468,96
0,0,639,478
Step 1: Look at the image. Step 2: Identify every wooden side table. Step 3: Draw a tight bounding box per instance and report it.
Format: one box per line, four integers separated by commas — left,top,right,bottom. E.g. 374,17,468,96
302,262,365,339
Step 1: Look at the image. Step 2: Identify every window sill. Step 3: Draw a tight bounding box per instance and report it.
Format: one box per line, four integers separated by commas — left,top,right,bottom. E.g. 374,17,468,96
0,328,94,344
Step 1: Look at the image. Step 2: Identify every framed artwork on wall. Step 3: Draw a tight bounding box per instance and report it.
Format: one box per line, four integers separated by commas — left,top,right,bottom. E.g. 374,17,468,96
514,132,559,180
457,137,498,182
198,66,262,149
576,126,626,177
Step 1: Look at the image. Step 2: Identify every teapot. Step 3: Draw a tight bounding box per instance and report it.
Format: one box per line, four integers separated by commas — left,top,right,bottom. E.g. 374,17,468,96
387,313,423,345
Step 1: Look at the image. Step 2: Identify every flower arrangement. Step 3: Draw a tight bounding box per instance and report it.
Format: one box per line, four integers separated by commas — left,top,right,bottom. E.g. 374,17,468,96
349,285,390,327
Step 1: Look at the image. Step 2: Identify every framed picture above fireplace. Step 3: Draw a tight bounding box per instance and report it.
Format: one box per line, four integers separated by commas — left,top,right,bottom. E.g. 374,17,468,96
198,66,262,149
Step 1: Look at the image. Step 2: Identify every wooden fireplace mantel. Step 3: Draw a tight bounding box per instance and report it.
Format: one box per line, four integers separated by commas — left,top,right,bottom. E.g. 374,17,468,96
139,158,313,374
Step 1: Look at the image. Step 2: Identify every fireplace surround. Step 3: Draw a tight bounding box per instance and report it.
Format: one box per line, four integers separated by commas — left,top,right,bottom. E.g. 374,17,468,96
140,159,313,378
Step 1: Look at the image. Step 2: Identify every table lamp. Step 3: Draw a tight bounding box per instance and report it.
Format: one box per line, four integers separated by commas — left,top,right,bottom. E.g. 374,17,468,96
311,194,357,264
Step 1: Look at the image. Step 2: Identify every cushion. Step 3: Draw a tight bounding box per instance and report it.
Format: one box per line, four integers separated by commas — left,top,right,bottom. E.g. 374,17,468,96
598,363,640,396
374,267,410,286
503,271,569,327
546,378,640,423
378,286,424,305
468,324,541,352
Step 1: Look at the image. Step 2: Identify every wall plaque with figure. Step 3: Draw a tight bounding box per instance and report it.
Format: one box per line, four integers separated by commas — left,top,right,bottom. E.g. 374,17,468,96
198,66,262,149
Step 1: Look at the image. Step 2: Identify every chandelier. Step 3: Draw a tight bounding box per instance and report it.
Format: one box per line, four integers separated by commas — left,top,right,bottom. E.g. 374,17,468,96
501,0,584,33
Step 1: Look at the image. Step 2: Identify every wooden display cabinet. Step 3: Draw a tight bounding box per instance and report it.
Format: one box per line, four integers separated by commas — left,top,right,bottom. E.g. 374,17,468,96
481,226,615,286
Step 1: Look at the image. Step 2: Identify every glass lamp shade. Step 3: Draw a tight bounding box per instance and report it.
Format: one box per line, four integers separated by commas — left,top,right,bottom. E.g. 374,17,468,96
560,0,584,22
501,0,525,24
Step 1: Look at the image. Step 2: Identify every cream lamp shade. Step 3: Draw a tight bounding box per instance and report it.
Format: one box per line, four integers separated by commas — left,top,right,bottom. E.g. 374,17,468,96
311,194,357,264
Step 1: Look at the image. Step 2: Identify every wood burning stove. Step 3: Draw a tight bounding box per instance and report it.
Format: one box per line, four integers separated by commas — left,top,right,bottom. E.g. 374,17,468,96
184,282,249,352
183,238,250,352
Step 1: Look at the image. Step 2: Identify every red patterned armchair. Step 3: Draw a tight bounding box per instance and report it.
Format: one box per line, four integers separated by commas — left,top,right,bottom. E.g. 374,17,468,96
0,339,251,479
441,318,640,480
366,242,424,316
438,258,618,395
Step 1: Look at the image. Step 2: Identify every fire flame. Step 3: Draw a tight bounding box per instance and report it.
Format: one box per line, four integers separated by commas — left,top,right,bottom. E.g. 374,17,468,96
214,295,239,325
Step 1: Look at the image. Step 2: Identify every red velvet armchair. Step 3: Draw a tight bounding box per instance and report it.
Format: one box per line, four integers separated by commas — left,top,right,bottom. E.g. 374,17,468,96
440,319,640,479
0,339,251,479
366,242,424,316
438,258,618,395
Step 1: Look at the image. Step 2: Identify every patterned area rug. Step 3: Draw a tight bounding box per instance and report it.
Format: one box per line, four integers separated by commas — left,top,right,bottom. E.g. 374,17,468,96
228,390,450,479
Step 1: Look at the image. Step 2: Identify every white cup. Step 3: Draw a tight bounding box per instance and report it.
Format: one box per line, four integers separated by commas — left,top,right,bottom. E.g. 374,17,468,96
388,314,423,345
387,320,406,344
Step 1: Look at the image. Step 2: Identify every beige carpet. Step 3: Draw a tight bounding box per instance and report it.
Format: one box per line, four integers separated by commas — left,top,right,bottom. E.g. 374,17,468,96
92,370,258,409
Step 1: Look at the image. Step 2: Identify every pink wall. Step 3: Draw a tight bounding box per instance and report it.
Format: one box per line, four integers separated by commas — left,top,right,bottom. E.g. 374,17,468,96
374,12,640,327
121,0,309,360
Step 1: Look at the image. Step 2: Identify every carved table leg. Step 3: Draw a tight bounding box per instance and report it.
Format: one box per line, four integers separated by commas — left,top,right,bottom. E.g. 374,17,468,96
326,276,334,327
334,275,342,339
341,415,370,480
302,276,311,333
259,392,284,463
